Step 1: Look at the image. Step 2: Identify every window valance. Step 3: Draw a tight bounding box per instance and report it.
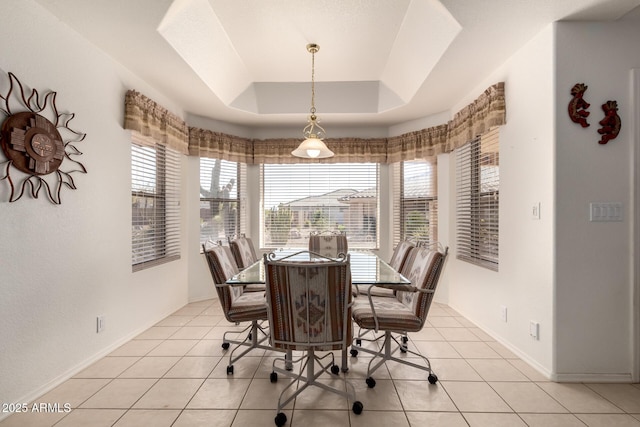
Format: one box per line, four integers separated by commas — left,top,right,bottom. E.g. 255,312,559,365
123,90,189,155
124,82,505,163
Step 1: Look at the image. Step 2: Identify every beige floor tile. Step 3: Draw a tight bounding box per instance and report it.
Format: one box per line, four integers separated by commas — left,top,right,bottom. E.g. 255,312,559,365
454,317,478,328
449,342,501,359
350,379,403,411
112,409,180,427
537,382,623,413
410,327,445,341
187,378,251,409
429,359,483,381
519,413,590,427
233,409,280,427
135,326,180,340
37,378,111,408
209,355,263,378
466,359,530,382
54,409,125,427
74,357,140,379
586,383,640,413
164,356,221,378
436,327,482,341
133,378,203,409
385,357,434,381
394,380,457,411
467,328,494,342
172,409,236,427
405,411,468,427
507,359,550,382
109,340,163,357
80,378,156,409
350,410,409,427
292,378,350,410
146,340,199,357
186,339,227,357
172,306,207,317
486,341,518,358
240,378,296,410
462,412,527,427
427,316,464,328
412,341,462,358
345,355,392,380
186,315,224,327
0,409,68,427
118,356,180,378
169,326,213,340
290,409,351,427
155,316,194,327
441,381,511,412
490,382,567,413
575,413,640,427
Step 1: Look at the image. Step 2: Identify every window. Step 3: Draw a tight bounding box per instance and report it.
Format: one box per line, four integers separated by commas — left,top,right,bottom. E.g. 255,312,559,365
199,158,245,244
131,133,181,271
393,158,438,246
455,127,500,270
261,163,378,249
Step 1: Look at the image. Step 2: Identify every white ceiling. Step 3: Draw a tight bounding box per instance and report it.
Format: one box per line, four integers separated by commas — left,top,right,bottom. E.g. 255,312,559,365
35,0,640,129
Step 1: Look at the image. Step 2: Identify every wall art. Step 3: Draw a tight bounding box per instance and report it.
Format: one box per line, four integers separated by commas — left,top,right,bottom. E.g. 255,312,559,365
597,100,621,145
568,83,590,127
0,71,86,204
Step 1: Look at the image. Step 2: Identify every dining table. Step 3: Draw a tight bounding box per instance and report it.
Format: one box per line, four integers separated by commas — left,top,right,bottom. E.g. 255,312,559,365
226,249,410,372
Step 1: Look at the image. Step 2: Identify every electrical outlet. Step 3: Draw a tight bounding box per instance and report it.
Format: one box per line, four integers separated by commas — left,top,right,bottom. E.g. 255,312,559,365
500,305,507,322
96,316,105,333
529,321,539,340
531,202,541,220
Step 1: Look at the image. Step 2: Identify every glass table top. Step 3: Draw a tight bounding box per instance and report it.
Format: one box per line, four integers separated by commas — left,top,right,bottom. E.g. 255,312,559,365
227,249,409,286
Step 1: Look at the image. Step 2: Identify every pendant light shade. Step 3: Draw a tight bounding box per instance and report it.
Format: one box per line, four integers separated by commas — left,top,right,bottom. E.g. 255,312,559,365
292,44,334,159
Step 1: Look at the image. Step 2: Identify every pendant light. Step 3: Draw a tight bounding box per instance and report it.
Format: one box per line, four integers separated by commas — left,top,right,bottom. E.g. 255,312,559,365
292,43,334,159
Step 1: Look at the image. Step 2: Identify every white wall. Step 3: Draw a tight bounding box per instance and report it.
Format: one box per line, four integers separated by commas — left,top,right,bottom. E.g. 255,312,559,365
554,21,640,381
444,25,557,376
0,0,190,410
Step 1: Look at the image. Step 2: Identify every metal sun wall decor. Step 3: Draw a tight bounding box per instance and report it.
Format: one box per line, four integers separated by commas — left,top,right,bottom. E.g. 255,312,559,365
568,83,621,145
0,71,86,204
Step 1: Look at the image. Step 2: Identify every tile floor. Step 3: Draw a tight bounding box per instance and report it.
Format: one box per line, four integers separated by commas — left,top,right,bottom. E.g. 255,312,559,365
2,299,640,427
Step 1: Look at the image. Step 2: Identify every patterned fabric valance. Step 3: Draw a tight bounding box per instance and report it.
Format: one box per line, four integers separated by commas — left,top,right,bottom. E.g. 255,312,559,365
123,90,189,154
125,83,505,163
188,127,253,164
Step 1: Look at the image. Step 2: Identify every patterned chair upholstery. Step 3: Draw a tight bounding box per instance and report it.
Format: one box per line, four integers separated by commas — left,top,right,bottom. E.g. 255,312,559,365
202,241,270,375
229,234,258,270
308,231,348,258
389,239,415,272
264,251,362,426
351,245,448,388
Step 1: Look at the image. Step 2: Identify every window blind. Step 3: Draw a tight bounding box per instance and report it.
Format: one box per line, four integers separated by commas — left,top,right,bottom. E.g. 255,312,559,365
261,163,378,249
199,158,245,245
455,127,499,270
131,132,181,271
393,158,438,247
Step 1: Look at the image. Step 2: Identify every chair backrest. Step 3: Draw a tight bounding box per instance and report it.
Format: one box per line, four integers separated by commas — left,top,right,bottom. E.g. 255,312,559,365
228,235,258,269
396,246,448,326
202,241,242,317
308,231,348,258
388,240,415,271
264,252,352,351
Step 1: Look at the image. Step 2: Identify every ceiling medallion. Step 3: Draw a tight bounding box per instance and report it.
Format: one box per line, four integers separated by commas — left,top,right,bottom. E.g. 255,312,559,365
0,72,87,204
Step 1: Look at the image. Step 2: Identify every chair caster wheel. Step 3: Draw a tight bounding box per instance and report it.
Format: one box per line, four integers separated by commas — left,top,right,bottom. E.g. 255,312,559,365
356,339,362,346
226,365,234,375
275,412,287,426
248,333,252,340
352,401,364,414
402,335,408,344
331,365,340,375
365,377,376,388
350,349,358,357
428,373,438,384
400,346,407,353
222,342,230,350
270,372,278,383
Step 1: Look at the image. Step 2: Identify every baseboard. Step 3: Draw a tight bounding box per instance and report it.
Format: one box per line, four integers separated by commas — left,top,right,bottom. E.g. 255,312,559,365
189,292,217,304
0,302,186,423
552,373,634,383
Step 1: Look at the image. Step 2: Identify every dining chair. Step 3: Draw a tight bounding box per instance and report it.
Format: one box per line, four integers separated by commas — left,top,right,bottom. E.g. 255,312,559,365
350,245,448,388
202,240,271,374
228,233,258,270
264,251,363,426
308,230,348,258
